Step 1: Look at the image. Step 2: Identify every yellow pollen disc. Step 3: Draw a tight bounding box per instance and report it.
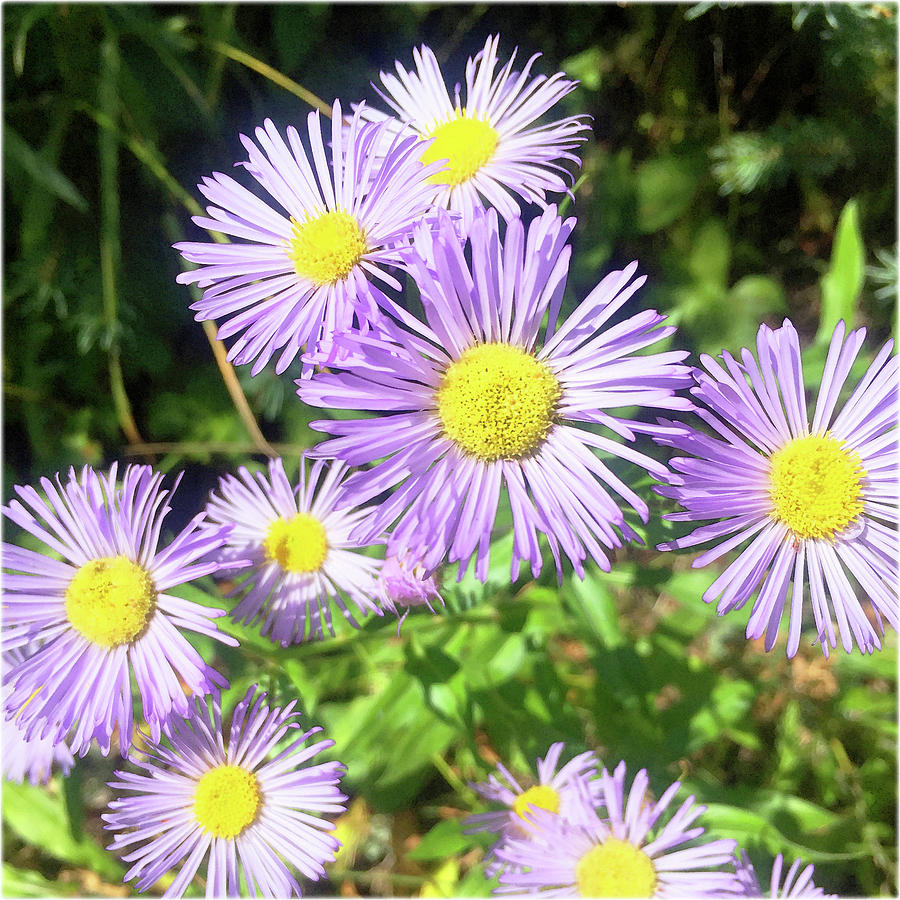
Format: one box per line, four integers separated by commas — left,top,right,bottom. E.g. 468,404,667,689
421,115,500,186
575,839,658,898
64,556,156,647
287,210,367,285
436,343,561,461
263,513,328,574
194,765,260,839
769,434,864,540
512,784,561,821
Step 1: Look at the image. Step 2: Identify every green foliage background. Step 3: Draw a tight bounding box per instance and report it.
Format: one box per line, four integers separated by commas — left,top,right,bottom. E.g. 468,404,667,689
3,3,897,897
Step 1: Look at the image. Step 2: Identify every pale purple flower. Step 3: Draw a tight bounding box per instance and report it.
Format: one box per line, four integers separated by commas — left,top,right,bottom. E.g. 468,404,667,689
205,456,382,645
376,554,444,630
357,34,590,229
298,205,691,582
734,850,837,898
465,742,602,876
2,463,235,757
104,686,346,898
495,761,741,897
656,320,898,657
2,647,74,784
176,100,443,376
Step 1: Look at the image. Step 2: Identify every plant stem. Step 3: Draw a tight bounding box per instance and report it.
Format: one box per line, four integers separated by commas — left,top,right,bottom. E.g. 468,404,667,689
207,39,332,115
85,102,275,458
98,23,144,449
201,320,277,457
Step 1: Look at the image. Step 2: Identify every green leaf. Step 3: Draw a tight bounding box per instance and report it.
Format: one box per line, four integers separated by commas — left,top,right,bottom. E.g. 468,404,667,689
319,672,457,810
455,865,500,897
560,46,607,92
406,819,474,862
2,781,124,880
486,633,527,683
701,801,856,861
2,864,83,898
3,126,88,213
569,570,625,649
635,154,702,233
281,658,321,716
817,198,865,342
729,274,787,314
688,679,755,752
687,218,731,289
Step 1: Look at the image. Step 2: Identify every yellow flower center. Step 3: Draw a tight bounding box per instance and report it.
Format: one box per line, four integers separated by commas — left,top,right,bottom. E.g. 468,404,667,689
64,556,156,647
436,343,560,461
512,784,561,821
263,513,328,573
575,839,658,898
287,210,367,285
769,434,864,540
421,115,500,186
193,765,260,839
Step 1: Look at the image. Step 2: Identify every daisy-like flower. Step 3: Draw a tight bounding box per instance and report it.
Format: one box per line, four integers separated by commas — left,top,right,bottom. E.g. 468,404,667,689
2,463,236,757
175,100,443,376
465,742,602,875
358,34,590,229
494,761,741,897
3,648,74,785
205,455,382,645
298,206,692,582
655,319,898,657
375,553,444,629
734,850,837,898
104,686,346,898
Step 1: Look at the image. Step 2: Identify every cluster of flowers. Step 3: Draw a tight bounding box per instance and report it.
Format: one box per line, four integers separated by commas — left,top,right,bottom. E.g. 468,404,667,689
467,743,837,898
1,464,347,896
2,33,897,898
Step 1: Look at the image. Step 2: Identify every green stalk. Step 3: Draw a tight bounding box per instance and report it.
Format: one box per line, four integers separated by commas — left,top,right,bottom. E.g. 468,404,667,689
98,23,143,447
206,39,332,115
83,104,275,457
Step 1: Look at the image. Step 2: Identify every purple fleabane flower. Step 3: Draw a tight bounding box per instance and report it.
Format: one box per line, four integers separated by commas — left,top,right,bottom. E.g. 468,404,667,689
494,761,741,897
104,686,346,898
734,850,837,898
655,320,898,657
357,34,590,230
2,647,74,784
2,463,236,757
465,742,602,876
375,553,444,630
298,205,691,582
175,100,443,376
205,456,382,645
